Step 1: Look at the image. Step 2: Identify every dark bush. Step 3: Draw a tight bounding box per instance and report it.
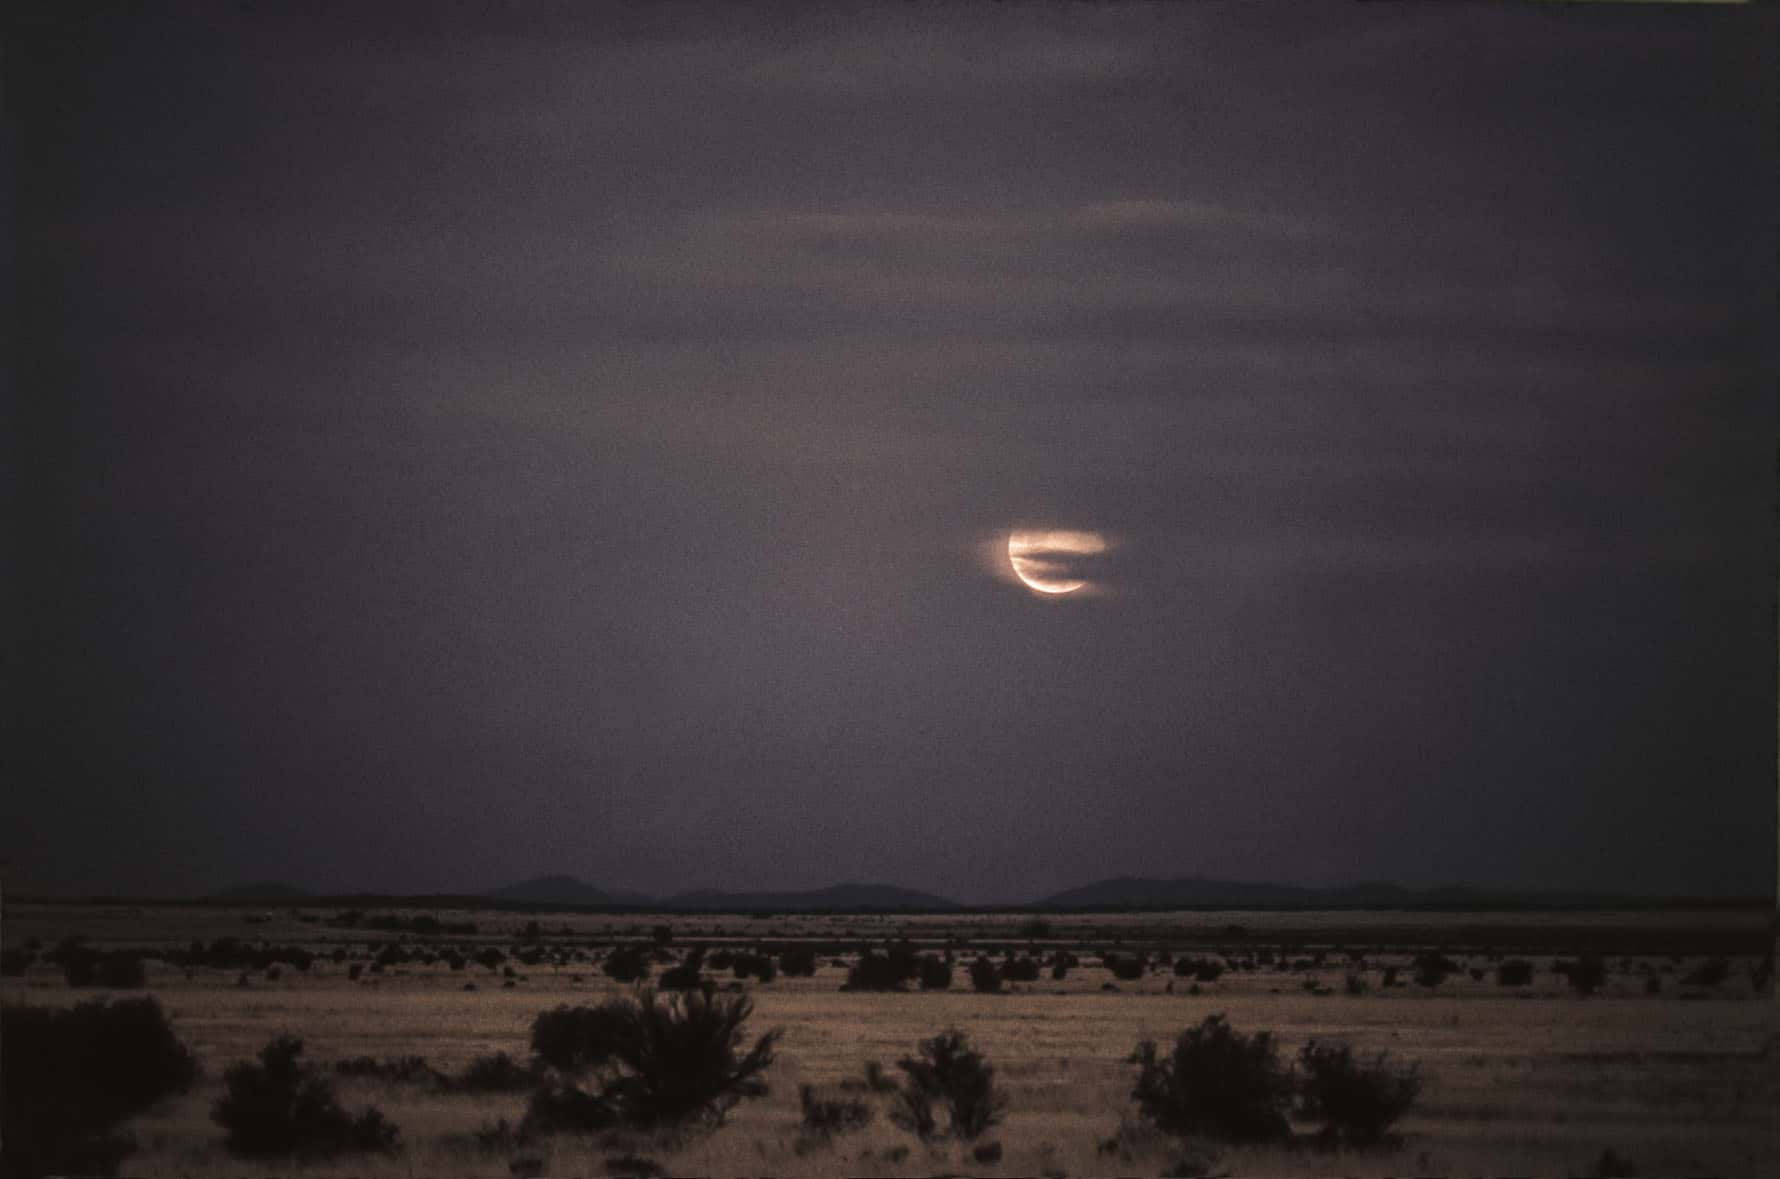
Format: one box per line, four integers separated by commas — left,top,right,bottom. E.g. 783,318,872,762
212,1036,400,1157
1496,959,1535,987
333,1055,442,1086
918,955,954,991
968,956,1002,993
798,1084,872,1137
888,1029,1005,1141
1050,957,1070,981
530,1001,643,1073
779,947,818,977
453,1052,541,1093
1413,952,1457,988
475,947,507,972
2,996,199,1178
657,947,707,992
731,951,777,983
602,945,652,984
0,947,33,976
1682,957,1730,988
1175,957,1224,983
843,948,918,991
1002,956,1041,983
520,1077,618,1136
94,952,148,989
1129,1014,1292,1143
1559,955,1608,996
1297,1040,1420,1145
1105,953,1146,982
597,988,780,1126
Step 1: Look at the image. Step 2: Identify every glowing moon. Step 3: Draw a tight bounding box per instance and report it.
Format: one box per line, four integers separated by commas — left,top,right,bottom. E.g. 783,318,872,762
1007,529,1107,595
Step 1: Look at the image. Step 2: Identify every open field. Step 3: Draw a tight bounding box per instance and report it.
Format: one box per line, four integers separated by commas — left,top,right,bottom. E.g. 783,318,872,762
5,902,1778,1177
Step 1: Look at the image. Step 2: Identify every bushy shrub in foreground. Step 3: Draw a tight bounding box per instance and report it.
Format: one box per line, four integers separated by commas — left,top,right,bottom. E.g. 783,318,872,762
888,1029,1005,1141
1129,1014,1293,1143
212,1036,399,1157
531,1001,643,1073
1297,1040,1420,1145
2,996,199,1178
598,988,781,1126
657,947,708,991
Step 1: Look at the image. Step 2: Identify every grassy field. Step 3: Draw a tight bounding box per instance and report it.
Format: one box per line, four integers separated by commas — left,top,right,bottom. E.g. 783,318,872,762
4,902,1777,1177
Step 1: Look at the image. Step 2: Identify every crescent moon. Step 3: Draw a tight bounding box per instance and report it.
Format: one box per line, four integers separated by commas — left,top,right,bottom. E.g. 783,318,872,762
1007,529,1106,595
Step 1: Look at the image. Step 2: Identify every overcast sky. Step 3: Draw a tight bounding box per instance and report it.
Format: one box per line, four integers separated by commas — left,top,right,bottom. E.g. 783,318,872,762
10,1,1775,903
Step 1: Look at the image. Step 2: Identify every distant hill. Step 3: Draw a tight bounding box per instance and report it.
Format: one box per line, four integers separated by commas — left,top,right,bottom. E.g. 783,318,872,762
209,881,312,901
664,883,962,912
486,874,616,905
1030,876,1642,910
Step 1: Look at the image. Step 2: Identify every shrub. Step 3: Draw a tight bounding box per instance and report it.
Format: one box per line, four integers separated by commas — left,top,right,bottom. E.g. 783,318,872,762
779,947,817,977
731,951,777,983
597,988,781,1126
212,1036,400,1157
1002,955,1041,983
333,1055,442,1086
658,947,707,992
603,945,652,984
1682,957,1730,988
454,1052,541,1093
1175,957,1224,983
530,1002,643,1074
2,996,199,1177
1129,1014,1292,1143
1344,973,1368,996
0,947,33,976
799,1083,872,1137
1558,955,1607,997
1051,957,1070,981
843,948,918,991
521,1077,617,1136
918,954,954,991
888,1029,1005,1141
475,947,507,972
1496,959,1535,987
1412,952,1457,988
1105,953,1146,982
968,956,1002,993
1296,1040,1420,1145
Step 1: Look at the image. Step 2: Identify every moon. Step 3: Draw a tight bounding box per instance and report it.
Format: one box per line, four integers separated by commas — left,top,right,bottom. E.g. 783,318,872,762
1007,529,1107,595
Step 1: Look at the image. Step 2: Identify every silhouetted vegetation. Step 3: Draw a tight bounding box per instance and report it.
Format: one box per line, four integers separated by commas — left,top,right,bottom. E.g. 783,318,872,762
602,945,652,984
778,947,818,976
2,996,199,1178
598,988,781,1126
1105,952,1146,981
657,947,707,991
1682,957,1730,988
969,955,1003,993
843,947,919,991
888,1029,1005,1141
1297,1040,1420,1146
455,1052,543,1093
212,1036,400,1157
1558,955,1607,997
531,1002,643,1073
1129,1014,1293,1143
1413,952,1458,988
1496,959,1535,987
798,1083,872,1138
918,954,954,990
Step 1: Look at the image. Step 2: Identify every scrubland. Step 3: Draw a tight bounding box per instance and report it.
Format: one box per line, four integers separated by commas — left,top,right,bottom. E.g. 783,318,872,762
3,903,1776,1177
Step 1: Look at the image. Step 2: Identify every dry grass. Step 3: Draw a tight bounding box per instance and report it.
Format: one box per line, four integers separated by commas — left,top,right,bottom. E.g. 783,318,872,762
4,902,1776,1177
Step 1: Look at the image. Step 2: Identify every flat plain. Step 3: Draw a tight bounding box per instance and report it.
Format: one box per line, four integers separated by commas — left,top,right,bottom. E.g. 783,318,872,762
4,902,1777,1177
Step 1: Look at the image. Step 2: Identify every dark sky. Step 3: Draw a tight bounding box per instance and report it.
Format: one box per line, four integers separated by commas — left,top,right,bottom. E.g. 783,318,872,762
9,2,1776,903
